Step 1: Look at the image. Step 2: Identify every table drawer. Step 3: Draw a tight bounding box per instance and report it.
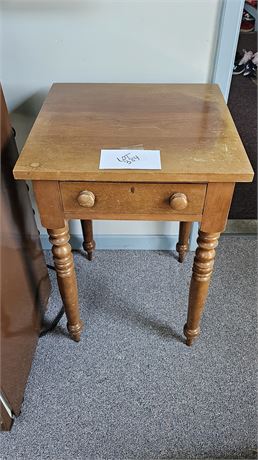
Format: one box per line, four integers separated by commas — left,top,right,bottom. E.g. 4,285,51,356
60,182,206,219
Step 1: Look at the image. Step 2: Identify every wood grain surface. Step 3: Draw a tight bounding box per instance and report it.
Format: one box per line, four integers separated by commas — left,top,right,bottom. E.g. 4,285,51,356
13,84,254,183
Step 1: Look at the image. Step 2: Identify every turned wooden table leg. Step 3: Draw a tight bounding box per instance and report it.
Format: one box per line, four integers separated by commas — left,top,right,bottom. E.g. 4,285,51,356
81,220,95,261
176,222,192,263
184,230,220,346
48,222,83,341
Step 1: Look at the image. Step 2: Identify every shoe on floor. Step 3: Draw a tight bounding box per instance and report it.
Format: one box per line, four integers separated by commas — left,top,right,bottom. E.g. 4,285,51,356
243,60,257,76
243,52,258,77
243,9,256,21
233,49,254,74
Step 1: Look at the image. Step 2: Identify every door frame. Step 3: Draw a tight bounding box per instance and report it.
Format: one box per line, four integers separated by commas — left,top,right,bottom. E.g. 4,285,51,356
213,0,245,101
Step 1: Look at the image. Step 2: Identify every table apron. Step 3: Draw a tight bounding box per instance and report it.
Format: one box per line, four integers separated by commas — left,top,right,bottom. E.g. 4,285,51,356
64,211,203,221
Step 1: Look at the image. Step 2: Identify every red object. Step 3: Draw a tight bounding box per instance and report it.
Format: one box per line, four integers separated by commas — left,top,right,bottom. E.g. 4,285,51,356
241,19,255,32
245,0,257,7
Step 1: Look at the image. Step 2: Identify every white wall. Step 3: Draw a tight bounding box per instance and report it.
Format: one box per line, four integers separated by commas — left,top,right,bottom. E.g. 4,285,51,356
0,0,222,247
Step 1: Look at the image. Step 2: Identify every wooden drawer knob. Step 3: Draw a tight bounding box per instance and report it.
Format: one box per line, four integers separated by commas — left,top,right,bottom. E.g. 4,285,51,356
169,192,188,211
77,190,95,207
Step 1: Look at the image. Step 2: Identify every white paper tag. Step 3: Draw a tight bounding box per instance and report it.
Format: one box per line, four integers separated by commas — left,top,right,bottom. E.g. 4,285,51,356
99,149,161,170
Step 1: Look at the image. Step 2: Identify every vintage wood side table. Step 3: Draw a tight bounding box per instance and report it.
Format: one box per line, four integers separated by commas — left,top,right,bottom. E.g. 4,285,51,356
13,84,254,346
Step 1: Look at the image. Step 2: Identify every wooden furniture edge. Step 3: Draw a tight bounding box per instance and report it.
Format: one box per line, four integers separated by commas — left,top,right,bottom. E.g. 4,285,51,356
13,170,254,182
32,180,65,229
64,212,203,221
200,182,235,233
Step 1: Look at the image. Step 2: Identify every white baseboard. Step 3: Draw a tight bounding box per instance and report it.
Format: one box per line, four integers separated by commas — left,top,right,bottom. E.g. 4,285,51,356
41,224,199,251
41,234,179,250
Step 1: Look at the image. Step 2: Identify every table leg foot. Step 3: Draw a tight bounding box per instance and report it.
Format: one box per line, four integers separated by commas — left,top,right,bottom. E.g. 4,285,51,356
184,230,220,345
183,324,200,346
84,243,95,261
177,251,186,264
67,320,84,342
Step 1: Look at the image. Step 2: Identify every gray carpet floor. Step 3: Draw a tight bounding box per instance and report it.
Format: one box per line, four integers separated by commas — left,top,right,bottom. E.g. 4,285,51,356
1,236,257,460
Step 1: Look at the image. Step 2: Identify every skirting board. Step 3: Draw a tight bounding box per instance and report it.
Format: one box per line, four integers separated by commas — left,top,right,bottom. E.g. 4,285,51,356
40,222,199,251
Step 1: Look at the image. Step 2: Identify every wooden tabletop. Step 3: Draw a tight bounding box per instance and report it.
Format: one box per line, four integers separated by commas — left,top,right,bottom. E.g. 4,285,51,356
13,83,254,183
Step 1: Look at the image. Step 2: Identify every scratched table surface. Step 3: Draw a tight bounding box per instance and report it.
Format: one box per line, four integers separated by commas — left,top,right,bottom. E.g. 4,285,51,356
13,83,253,184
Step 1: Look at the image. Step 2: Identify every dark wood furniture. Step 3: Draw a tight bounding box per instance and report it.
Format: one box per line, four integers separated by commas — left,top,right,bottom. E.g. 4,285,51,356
1,87,51,430
13,83,254,346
